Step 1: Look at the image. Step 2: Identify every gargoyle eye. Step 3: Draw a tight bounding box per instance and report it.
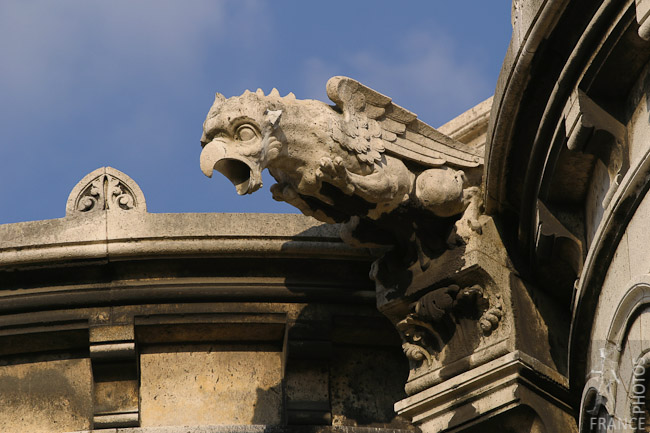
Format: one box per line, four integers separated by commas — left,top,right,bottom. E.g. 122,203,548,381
236,125,257,141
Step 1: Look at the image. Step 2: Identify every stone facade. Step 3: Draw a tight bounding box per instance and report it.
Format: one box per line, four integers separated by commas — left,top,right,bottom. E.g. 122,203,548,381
7,1,650,432
0,167,411,432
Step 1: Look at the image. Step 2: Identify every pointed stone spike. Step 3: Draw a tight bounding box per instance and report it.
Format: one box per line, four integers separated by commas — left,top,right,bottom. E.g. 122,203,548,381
256,88,265,96
214,92,226,103
270,88,280,97
285,92,296,100
243,89,251,96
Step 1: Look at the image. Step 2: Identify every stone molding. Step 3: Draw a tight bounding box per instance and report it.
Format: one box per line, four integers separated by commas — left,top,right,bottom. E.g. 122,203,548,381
637,0,650,39
0,167,365,271
395,351,574,432
571,141,650,389
437,96,492,151
485,0,571,214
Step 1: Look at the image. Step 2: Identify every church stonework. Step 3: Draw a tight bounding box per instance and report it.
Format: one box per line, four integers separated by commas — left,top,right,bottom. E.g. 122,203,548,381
5,1,650,432
200,77,575,432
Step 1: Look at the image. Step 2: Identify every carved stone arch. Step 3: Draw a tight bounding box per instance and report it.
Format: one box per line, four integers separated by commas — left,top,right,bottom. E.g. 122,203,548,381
65,167,147,216
581,278,650,431
579,382,613,433
606,279,650,347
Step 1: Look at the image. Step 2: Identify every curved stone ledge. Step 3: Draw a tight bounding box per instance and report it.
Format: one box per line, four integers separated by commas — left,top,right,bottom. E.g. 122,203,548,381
0,166,378,316
0,228,371,270
0,168,375,270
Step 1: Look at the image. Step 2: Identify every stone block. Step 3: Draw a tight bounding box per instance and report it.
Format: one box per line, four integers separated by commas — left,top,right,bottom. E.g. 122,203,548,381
140,344,282,426
0,358,93,433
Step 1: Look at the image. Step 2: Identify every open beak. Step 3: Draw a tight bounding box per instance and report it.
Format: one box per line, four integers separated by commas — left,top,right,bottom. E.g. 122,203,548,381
200,139,262,195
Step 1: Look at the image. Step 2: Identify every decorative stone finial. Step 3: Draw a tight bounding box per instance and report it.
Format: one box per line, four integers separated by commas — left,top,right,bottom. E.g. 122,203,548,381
66,167,146,216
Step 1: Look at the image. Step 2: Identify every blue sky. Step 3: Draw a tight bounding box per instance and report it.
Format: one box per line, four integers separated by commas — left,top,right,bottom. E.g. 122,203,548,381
0,1,512,224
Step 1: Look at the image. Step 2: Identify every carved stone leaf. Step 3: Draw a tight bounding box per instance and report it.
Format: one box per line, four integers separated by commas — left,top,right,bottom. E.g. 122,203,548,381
76,174,136,213
402,342,432,366
66,167,146,216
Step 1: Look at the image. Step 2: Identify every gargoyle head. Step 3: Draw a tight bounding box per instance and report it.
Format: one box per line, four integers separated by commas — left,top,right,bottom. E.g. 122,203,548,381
200,89,284,195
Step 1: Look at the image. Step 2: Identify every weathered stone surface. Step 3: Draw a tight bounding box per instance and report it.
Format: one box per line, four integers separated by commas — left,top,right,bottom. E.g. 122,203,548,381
140,345,283,426
0,166,367,272
395,351,574,433
330,346,412,429
0,166,414,433
19,1,650,431
484,1,650,431
66,167,147,215
199,79,485,311
0,358,93,433
437,96,492,151
68,427,415,433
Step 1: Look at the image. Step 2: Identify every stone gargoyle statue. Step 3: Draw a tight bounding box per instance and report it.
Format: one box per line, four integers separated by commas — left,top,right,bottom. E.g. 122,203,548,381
200,76,484,296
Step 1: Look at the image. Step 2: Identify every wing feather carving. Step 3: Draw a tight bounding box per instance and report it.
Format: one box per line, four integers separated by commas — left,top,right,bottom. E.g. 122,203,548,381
326,76,483,168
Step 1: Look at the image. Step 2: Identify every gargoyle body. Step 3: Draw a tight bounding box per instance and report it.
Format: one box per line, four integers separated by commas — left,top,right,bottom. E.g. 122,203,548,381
200,77,484,296
200,77,483,226
200,77,492,372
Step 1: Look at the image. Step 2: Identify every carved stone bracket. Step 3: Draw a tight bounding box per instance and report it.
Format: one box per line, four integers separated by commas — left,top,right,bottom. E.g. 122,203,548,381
66,167,146,216
563,88,628,210
535,199,585,280
89,323,139,429
396,284,503,369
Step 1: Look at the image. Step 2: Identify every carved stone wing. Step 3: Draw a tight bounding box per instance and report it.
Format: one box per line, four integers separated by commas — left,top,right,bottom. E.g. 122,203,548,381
326,76,483,168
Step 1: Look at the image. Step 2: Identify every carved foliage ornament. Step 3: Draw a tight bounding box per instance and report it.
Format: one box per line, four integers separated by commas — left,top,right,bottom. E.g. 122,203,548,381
396,285,503,368
66,167,145,216
77,174,135,212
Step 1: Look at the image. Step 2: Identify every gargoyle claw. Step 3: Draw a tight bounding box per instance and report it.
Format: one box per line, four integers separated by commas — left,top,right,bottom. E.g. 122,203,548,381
318,156,346,177
318,157,354,194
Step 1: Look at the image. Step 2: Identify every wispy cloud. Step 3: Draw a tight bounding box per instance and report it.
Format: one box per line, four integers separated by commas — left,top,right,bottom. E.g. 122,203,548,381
0,1,273,110
300,29,492,126
0,2,508,223
0,0,278,221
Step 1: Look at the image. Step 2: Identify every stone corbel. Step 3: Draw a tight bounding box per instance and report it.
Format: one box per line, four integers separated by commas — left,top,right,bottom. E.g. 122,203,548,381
89,322,139,429
374,215,516,397
396,284,502,370
377,215,577,432
535,199,584,278
283,318,332,425
563,88,628,209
